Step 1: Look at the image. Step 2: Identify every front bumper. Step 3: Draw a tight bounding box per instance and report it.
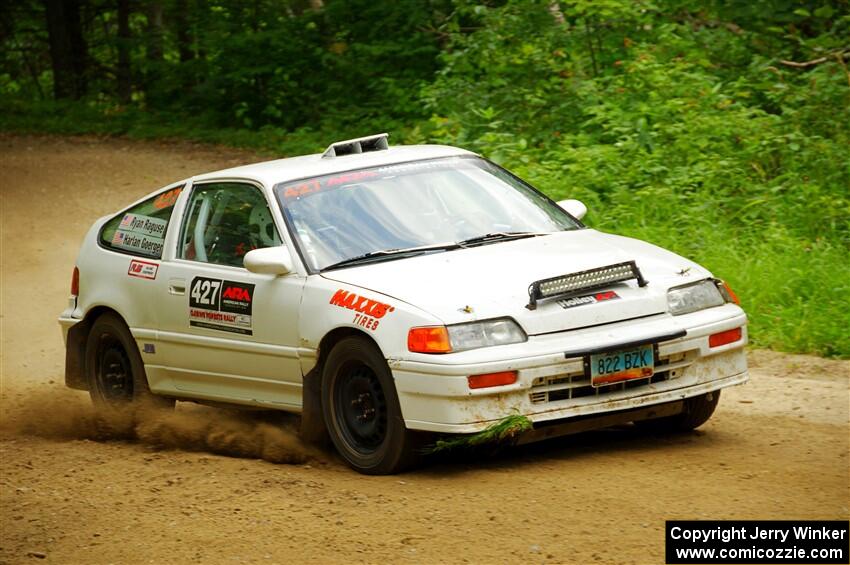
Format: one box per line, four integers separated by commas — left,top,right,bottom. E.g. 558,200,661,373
392,306,748,433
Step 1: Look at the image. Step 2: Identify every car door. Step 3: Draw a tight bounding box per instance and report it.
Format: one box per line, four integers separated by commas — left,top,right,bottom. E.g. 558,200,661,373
151,180,305,409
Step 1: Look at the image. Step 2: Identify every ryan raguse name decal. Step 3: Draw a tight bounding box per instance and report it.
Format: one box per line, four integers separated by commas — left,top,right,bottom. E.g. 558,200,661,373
119,213,168,237
189,276,255,335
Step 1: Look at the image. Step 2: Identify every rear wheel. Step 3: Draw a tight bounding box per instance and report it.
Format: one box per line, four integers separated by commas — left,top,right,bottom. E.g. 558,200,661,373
321,336,420,474
85,312,174,411
635,391,721,432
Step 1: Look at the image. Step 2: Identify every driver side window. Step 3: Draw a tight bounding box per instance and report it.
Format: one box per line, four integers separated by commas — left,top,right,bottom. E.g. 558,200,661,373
180,183,282,267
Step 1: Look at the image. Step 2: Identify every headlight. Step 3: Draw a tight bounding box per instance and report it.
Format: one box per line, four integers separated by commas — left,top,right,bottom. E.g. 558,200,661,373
667,280,725,315
447,318,527,352
408,318,527,353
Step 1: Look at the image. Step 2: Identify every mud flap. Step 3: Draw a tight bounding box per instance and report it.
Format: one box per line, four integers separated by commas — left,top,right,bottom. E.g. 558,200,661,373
300,369,329,444
64,318,90,391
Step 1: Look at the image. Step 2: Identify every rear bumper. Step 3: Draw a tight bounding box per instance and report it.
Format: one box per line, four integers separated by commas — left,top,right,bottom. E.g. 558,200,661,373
58,314,79,341
393,309,748,433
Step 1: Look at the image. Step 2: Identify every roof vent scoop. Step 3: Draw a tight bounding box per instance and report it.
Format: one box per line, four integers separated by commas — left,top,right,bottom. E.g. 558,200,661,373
322,133,389,159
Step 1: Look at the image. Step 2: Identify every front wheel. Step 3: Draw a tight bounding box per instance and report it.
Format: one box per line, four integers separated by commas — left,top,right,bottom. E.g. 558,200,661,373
321,336,420,474
85,312,174,411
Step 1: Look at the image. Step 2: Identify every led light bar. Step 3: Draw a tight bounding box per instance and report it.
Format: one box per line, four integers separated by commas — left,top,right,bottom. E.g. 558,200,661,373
526,261,647,310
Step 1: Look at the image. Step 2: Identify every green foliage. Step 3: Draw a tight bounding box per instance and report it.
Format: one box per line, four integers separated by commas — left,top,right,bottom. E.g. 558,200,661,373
1,0,848,357
421,0,850,357
425,414,533,454
0,0,450,130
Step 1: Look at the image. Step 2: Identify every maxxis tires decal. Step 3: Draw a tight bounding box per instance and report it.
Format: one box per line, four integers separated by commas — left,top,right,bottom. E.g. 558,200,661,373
329,289,395,331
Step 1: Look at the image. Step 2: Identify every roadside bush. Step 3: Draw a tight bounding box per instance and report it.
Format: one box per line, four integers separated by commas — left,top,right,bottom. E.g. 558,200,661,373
422,0,850,357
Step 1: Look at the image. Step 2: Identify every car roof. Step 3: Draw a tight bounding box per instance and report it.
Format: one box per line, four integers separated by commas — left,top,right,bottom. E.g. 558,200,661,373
191,143,476,189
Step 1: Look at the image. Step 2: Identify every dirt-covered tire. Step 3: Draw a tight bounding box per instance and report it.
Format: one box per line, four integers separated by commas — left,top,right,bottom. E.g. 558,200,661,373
84,312,174,411
321,336,420,475
635,391,721,433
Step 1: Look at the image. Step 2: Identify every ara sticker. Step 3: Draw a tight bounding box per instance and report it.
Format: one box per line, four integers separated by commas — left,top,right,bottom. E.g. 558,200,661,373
189,276,255,335
558,290,620,310
329,289,394,331
128,259,159,280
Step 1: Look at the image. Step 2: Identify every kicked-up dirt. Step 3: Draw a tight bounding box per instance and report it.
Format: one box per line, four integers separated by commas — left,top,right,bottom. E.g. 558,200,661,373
1,134,848,564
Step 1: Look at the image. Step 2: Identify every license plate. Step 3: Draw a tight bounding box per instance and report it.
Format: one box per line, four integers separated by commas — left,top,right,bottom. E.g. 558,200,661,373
589,344,654,387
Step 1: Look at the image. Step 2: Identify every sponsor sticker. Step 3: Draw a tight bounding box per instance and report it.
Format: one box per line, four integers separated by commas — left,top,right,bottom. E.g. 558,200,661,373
189,276,255,335
558,290,620,310
325,170,379,187
127,259,159,280
280,171,380,200
153,186,182,210
329,289,394,331
281,179,321,200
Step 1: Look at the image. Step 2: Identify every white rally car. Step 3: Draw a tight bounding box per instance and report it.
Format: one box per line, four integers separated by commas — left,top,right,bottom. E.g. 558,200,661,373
59,134,748,474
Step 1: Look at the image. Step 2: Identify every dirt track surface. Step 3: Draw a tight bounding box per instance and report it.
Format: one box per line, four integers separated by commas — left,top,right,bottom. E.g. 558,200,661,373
1,134,848,564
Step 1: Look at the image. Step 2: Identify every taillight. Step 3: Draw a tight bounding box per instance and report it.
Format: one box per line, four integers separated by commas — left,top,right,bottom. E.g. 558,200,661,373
407,326,452,353
468,371,518,389
70,266,80,296
709,327,742,348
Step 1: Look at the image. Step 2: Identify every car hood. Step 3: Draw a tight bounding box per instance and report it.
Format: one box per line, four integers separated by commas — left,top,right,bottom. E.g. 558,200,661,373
320,229,712,335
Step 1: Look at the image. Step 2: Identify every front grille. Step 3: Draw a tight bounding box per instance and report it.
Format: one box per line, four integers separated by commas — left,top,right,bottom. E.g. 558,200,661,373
528,350,695,404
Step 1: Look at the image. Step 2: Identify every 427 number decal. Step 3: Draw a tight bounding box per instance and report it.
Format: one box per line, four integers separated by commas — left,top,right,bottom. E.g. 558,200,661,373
190,278,221,307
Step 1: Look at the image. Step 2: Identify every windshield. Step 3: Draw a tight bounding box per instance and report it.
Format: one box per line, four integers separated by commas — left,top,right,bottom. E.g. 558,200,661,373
274,156,581,271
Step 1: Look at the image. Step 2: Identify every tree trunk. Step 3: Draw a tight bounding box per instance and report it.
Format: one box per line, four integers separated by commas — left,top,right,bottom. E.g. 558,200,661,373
116,0,131,103
146,1,164,62
175,0,193,63
44,0,88,99
141,0,164,102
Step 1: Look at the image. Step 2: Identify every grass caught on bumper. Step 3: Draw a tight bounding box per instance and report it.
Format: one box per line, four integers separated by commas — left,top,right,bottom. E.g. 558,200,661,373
424,413,533,454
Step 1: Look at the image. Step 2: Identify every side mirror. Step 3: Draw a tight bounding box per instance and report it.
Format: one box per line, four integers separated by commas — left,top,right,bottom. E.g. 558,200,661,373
556,199,588,220
244,246,293,275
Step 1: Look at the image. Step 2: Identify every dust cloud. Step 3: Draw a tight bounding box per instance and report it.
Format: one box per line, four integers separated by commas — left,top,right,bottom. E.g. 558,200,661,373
0,387,327,465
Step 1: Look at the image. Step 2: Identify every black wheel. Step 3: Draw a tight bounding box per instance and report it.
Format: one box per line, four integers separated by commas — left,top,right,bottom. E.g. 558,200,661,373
85,312,174,411
321,336,420,474
636,390,721,433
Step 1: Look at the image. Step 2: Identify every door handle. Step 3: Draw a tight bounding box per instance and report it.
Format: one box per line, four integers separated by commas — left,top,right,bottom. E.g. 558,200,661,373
168,278,186,295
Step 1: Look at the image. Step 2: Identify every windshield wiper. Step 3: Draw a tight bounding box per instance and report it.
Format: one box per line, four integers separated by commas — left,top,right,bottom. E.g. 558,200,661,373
456,231,549,247
321,233,549,271
321,242,461,271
